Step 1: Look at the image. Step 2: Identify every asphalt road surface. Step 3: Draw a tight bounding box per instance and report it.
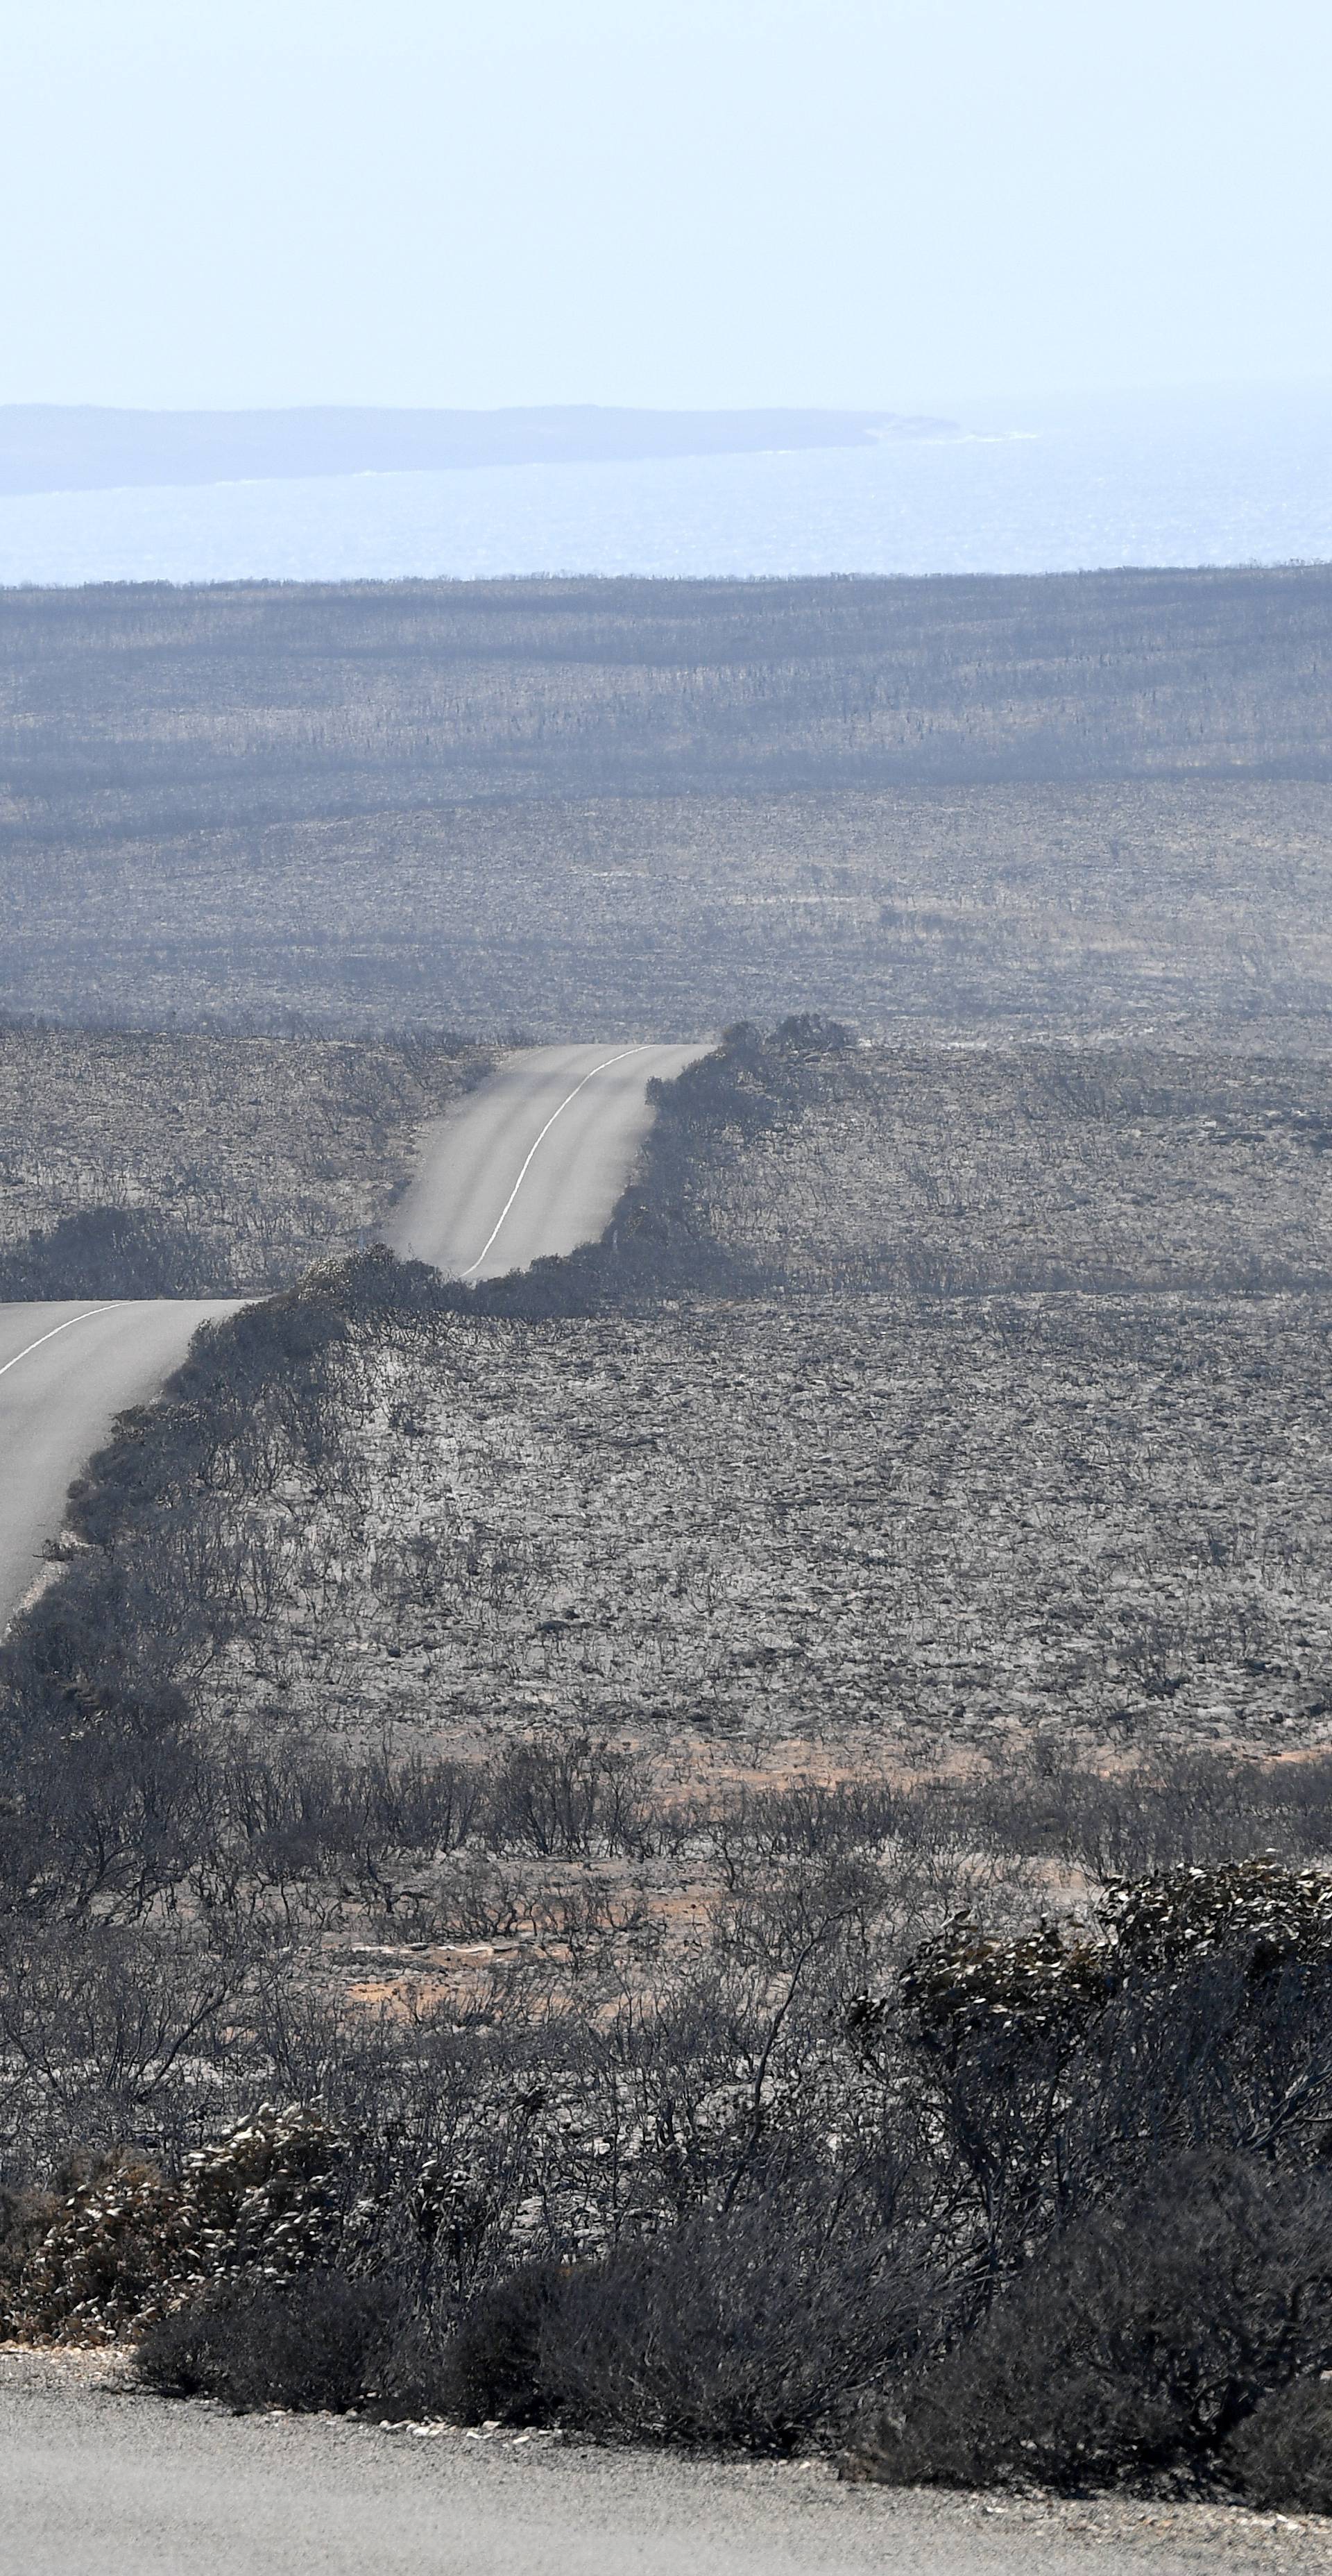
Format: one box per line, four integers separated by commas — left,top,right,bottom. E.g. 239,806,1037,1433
0,1297,239,1632
2,2362,1301,2576
0,1044,708,1629
382,1042,709,1278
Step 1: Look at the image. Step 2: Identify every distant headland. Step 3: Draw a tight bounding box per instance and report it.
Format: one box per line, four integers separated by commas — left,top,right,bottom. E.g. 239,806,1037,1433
0,405,961,499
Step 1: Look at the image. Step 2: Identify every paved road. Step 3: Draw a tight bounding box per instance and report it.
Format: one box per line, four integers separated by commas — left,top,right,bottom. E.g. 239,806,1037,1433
382,1042,709,1278
0,1044,708,1629
1,2366,1293,2576
0,1298,239,1630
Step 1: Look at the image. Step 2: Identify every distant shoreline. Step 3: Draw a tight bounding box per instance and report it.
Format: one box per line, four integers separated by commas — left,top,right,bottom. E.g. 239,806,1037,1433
0,404,960,500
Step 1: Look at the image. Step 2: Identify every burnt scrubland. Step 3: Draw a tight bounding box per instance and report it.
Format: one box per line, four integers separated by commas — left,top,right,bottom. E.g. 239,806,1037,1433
5,1028,1332,2509
0,1025,490,1294
5,561,1332,2502
3,570,1332,1039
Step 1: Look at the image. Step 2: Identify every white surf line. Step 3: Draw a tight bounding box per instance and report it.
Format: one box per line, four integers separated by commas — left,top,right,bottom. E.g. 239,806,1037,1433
0,1305,119,1383
458,1047,645,1280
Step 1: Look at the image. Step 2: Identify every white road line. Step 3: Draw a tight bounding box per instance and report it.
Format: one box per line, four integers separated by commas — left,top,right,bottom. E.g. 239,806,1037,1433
457,1048,644,1279
0,1305,119,1382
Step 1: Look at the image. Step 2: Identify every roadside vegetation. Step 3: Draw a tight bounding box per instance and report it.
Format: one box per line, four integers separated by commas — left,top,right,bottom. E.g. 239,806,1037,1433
0,1024,490,1294
3,1024,1332,2512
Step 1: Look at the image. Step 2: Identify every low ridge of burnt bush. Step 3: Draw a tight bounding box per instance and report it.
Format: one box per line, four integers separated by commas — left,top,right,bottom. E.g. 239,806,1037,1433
590,1023,1332,1303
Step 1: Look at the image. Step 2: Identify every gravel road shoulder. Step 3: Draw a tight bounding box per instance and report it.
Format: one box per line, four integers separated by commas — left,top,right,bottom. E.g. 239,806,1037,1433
1,2349,1326,2576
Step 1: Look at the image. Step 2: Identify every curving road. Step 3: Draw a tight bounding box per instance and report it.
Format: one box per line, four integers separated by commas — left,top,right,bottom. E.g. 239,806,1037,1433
0,1044,709,1630
0,1298,240,1631
381,1041,708,1278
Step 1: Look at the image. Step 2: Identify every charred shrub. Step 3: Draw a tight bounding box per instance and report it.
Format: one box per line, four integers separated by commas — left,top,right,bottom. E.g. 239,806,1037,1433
434,2172,928,2450
7,2150,192,2343
866,2159,1332,2491
0,2182,59,2316
135,2269,437,2416
437,2260,568,2425
891,1863,1332,2285
0,1207,216,1298
1227,2375,1332,2513
485,1735,648,1859
549,2189,926,2452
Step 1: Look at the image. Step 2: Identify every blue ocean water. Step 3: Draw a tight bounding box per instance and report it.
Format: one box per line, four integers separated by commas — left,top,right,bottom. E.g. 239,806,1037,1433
0,383,1327,586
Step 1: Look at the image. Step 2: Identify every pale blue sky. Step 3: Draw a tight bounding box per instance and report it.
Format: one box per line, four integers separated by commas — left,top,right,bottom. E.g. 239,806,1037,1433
3,0,1329,412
